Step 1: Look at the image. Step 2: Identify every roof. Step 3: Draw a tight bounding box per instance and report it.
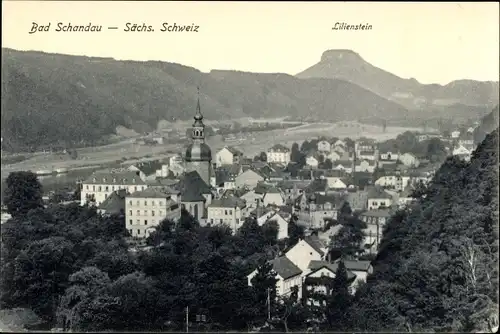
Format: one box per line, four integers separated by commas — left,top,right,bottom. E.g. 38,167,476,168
356,159,376,167
314,193,345,207
254,182,272,194
334,160,352,167
185,142,212,162
126,188,172,199
359,150,376,156
278,180,311,190
215,169,233,185
239,168,265,179
271,256,303,279
177,171,212,202
268,144,290,152
147,178,179,187
265,186,282,194
225,146,243,156
303,235,327,256
83,170,146,185
359,209,392,218
132,160,163,176
304,179,328,193
209,195,246,209
338,259,372,272
307,260,356,280
98,189,127,214
366,186,392,199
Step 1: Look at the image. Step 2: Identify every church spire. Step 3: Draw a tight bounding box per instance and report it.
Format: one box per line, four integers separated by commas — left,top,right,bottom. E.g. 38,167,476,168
194,86,203,121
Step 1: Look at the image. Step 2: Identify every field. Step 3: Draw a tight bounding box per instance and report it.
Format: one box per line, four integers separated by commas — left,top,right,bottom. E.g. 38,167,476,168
1,122,422,178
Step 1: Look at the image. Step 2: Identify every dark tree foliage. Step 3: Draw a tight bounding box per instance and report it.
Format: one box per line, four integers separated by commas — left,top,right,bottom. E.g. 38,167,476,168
323,260,352,330
350,129,499,332
4,171,44,218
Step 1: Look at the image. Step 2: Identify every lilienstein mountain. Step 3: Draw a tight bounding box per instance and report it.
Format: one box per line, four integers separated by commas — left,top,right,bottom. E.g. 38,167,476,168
1,48,498,151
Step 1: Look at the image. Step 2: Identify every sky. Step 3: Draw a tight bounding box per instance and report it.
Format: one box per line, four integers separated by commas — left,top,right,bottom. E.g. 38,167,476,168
2,1,499,85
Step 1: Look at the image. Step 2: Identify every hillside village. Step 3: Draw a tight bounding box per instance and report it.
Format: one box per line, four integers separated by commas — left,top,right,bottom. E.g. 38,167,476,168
67,97,485,304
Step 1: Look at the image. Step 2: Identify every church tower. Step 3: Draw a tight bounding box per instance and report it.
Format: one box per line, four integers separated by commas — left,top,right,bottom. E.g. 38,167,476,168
184,87,212,185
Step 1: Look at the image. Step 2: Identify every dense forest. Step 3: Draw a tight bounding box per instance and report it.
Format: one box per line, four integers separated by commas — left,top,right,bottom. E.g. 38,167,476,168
0,129,498,332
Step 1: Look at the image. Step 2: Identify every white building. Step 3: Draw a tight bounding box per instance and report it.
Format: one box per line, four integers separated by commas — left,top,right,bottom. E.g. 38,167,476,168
258,211,290,240
451,130,461,139
80,170,147,206
367,187,393,210
453,145,472,161
317,140,331,153
379,152,399,161
215,146,243,168
267,144,291,165
398,153,420,167
125,189,181,238
207,195,247,232
305,154,320,169
234,168,265,189
262,187,286,207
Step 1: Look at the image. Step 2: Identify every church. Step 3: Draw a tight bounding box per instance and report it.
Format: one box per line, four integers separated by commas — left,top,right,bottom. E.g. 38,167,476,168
176,89,214,222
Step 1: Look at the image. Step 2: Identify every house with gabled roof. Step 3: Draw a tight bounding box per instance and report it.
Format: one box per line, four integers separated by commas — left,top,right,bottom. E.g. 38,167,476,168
332,160,353,174
215,146,243,167
97,189,128,217
267,144,291,165
127,160,163,181
125,188,181,238
259,211,291,240
317,140,332,153
262,186,286,207
247,256,303,299
234,168,265,189
285,235,329,271
366,186,393,210
302,260,357,306
207,194,247,232
354,159,377,173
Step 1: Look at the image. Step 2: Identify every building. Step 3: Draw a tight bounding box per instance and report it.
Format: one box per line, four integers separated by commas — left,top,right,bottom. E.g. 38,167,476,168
366,186,393,210
215,146,243,167
453,145,472,161
354,159,376,173
258,211,290,240
451,130,461,139
285,235,329,271
128,160,163,181
207,195,247,232
398,153,420,167
125,189,181,238
234,168,265,189
317,140,332,153
247,256,303,299
359,209,392,253
177,170,213,222
184,92,212,186
80,170,147,206
305,154,320,169
379,151,399,161
262,186,286,207
355,140,376,156
267,144,291,165
97,189,128,216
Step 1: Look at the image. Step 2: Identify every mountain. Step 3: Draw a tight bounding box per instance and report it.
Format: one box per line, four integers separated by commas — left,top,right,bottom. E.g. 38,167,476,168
296,49,499,110
1,48,410,151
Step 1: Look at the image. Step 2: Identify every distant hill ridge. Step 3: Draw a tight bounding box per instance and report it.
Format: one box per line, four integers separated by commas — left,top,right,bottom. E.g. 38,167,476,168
1,47,497,151
297,49,499,110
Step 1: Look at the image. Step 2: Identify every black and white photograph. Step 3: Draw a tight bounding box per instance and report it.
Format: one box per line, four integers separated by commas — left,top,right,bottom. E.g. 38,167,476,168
1,1,499,332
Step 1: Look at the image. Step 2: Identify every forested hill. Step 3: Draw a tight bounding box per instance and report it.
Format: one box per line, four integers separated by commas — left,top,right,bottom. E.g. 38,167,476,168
350,128,499,332
1,48,409,152
474,105,499,145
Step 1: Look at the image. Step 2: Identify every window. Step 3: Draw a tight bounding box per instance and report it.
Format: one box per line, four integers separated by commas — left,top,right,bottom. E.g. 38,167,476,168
220,219,223,224
144,210,147,216
98,186,102,191
137,229,140,235
159,210,163,216
152,201,155,206
229,210,233,215
128,229,132,235
144,200,147,206
105,186,109,191
129,219,132,225
151,210,155,216
225,210,228,215
136,200,140,205
236,218,239,224
159,201,163,206
129,200,132,205
136,219,140,224
136,210,140,215
112,186,115,191
144,220,148,225
86,185,89,190
129,210,132,215
211,219,214,224
134,186,137,191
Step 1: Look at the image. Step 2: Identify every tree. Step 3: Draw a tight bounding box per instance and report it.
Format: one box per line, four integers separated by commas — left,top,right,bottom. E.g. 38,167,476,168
290,142,301,162
287,215,305,248
323,260,352,330
330,216,367,258
259,151,268,162
4,171,44,218
426,137,447,163
250,259,278,322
